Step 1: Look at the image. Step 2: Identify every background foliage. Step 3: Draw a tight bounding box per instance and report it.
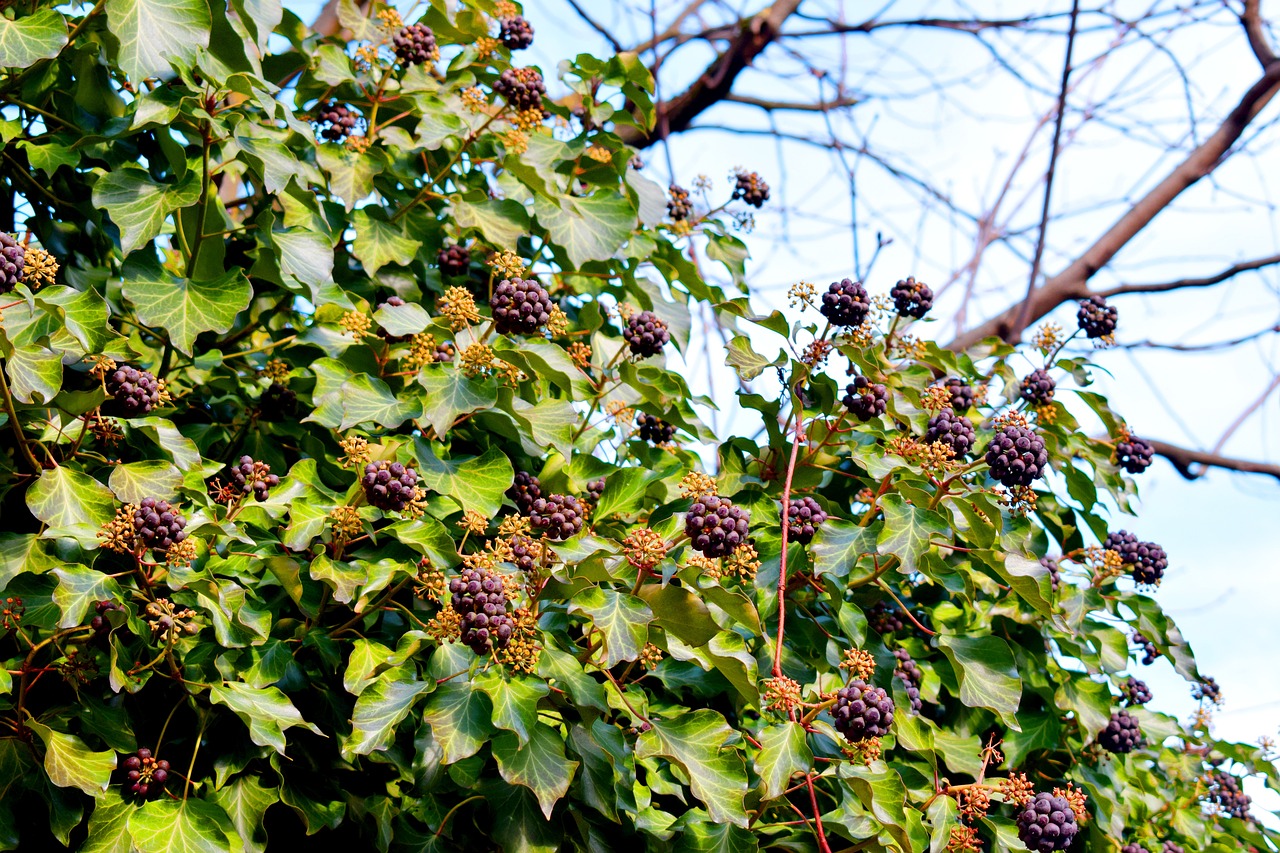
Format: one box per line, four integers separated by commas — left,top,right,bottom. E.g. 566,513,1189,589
0,1,1276,851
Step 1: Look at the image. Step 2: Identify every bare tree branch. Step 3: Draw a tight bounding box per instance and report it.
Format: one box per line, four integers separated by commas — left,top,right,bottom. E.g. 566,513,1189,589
1093,253,1280,297
1116,323,1280,351
1241,0,1278,67
724,93,861,111
1148,439,1280,481
565,0,624,52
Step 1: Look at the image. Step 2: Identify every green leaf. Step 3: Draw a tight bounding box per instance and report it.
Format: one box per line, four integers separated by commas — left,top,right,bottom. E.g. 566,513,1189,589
351,208,421,274
337,374,422,430
52,566,120,628
593,467,654,520
108,461,182,504
26,719,117,798
416,367,498,437
673,812,759,853
533,191,636,267
569,587,652,668
724,335,781,381
343,665,432,758
842,764,914,853
268,228,337,305
492,726,578,819
421,680,494,765
637,582,718,647
209,776,277,853
995,553,1054,618
811,518,879,581
209,683,323,755
92,168,200,255
105,0,211,81
637,710,749,827
26,467,116,544
450,198,530,250
0,10,67,69
126,798,237,853
755,722,811,801
316,145,383,210
937,634,1023,729
81,797,135,853
121,262,252,356
1002,711,1061,767
4,344,63,404
414,444,513,517
877,494,949,574
372,300,430,337
475,671,549,747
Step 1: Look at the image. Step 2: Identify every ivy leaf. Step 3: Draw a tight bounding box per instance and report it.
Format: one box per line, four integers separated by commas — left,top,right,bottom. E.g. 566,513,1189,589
267,228,338,306
92,168,200,255
533,191,636,267
352,207,421,274
475,671,549,747
421,680,494,765
121,258,251,356
672,812,759,852
4,344,63,403
755,722,812,801
1002,711,1061,767
316,145,383,210
342,665,433,758
725,335,781,381
1055,676,1112,743
492,726,579,819
338,374,422,430
414,444,513,517
877,494,949,574
841,765,914,853
450,197,530,250
34,286,119,355
209,775,278,853
209,682,324,755
108,461,182,504
52,566,120,628
937,635,1023,730
637,583,718,647
995,553,1054,618
593,467,654,520
0,10,68,69
416,367,498,437
569,587,652,668
482,780,560,853
505,397,579,461
81,796,135,853
372,301,430,338
26,719,116,797
811,518,880,581
637,710,749,827
26,467,117,544
126,798,238,853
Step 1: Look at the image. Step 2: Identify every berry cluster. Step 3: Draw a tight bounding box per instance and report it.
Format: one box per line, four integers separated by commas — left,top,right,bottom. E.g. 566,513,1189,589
924,409,975,457
449,567,513,655
685,495,750,558
941,378,975,413
510,534,538,573
786,496,827,544
1204,770,1250,819
494,67,546,111
507,471,541,514
105,365,161,418
361,461,419,512
832,679,894,741
820,278,871,327
228,455,279,501
1015,792,1079,852
1192,677,1222,705
529,493,584,540
1132,632,1158,665
1115,434,1155,474
1121,845,1145,853
985,423,1049,487
132,498,187,553
624,311,670,358
1162,843,1184,853
257,382,297,420
1122,677,1152,706
1040,557,1061,592
316,101,358,142
1019,368,1056,406
585,478,605,505
392,23,438,66
437,243,471,277
867,601,904,635
842,376,888,421
434,342,456,363
0,233,25,294
123,748,170,798
731,170,770,208
499,15,534,49
1077,295,1118,339
1098,709,1144,754
90,600,123,634
890,276,933,319
636,413,675,445
492,277,554,335
668,185,692,221
893,649,923,713
1104,530,1168,587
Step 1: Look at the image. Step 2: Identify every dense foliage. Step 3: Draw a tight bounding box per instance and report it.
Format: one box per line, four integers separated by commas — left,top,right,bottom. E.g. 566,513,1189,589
0,1,1277,851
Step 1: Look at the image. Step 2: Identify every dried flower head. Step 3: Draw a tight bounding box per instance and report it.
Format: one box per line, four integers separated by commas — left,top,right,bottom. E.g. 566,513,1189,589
693,174,712,192
353,45,381,72
144,598,199,643
339,311,372,338
679,472,718,500
998,773,1036,807
461,86,487,113
458,510,488,536
606,399,634,427
567,341,592,369
1032,321,1063,354
88,414,124,447
460,343,497,377
346,134,373,154
763,676,803,713
547,305,570,337
993,410,1030,430
338,435,371,469
404,332,439,370
996,484,1038,516
439,286,480,330
686,553,720,580
1086,545,1126,585
502,128,528,154
498,515,531,538
330,505,364,542
1,597,24,632
512,107,545,131
475,36,499,58
88,355,117,380
98,504,138,554
165,538,198,567
840,648,877,680
585,145,612,163
723,541,761,581
960,786,992,822
640,643,664,670
490,251,526,279
427,606,462,642
263,358,290,380
415,559,446,602
623,528,668,571
1052,783,1088,823
788,280,817,311
922,385,952,413
22,246,58,289
803,338,833,368
893,334,929,361
376,8,404,30
494,0,519,17
947,825,982,853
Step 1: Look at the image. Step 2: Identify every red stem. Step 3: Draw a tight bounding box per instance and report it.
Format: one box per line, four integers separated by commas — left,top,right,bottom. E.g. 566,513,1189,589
772,413,805,678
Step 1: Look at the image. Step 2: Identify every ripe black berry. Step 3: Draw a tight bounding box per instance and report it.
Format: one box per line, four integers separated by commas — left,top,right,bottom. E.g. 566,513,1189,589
842,376,887,421
316,100,358,142
381,296,406,308
0,233,25,294
889,276,933,319
1015,792,1079,852
104,365,161,418
510,534,538,573
893,649,923,713
1122,677,1152,706
1098,709,1143,754
668,185,692,221
90,600,123,634
1132,632,1158,665
499,15,534,49
434,342,456,363
1040,557,1061,592
1077,294,1117,339
491,277,553,335
624,311,670,358
449,566,513,655
984,423,1049,487
820,278,871,327
1116,434,1154,474
940,378,975,413
437,243,471,277
867,602,904,635
494,67,546,112
1192,677,1222,705
529,493,584,540
924,409,975,457
1162,843,1183,853
1105,531,1167,586
786,496,827,544
1204,770,1250,819
122,747,171,799
585,478,605,505
361,461,419,512
132,498,186,553
1121,845,1145,853
393,23,438,66
257,382,297,421
507,471,541,514
228,455,279,501
1020,368,1056,406
731,170,770,208
636,412,675,445
685,495,750,558
832,679,894,741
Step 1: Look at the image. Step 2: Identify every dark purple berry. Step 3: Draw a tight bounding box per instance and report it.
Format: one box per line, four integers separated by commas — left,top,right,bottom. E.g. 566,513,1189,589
1098,709,1143,754
842,376,887,421
507,471,541,514
623,311,670,358
131,498,186,552
636,413,675,445
529,493,584,540
393,23,438,67
104,365,161,418
1020,368,1056,406
315,100,359,142
832,679,894,740
940,378,975,413
449,566,513,655
1115,434,1154,474
924,408,975,457
668,185,692,221
1122,677,1151,706
1077,295,1117,339
0,233,25,294
889,276,933,319
731,170,769,208
491,277,553,336
1016,791,1079,852
499,16,534,50
494,67,546,112
437,243,471,277
786,496,826,544
984,423,1049,487
685,495,750,558
361,460,419,512
820,278,871,327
